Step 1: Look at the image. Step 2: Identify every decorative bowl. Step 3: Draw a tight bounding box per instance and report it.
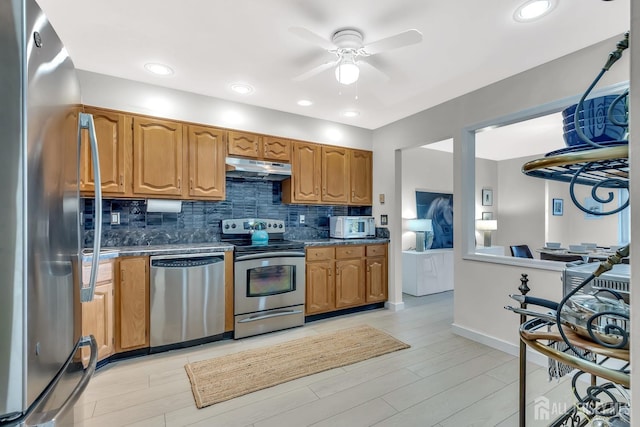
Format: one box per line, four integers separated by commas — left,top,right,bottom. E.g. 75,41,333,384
545,242,561,249
562,95,628,147
569,244,587,253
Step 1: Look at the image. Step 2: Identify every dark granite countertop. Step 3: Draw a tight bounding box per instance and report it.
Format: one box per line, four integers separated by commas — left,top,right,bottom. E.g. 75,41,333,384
301,238,389,246
82,242,234,260
81,239,388,259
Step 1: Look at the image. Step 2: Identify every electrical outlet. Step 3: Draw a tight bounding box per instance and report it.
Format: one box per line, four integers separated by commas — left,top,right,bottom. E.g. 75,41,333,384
110,212,120,225
299,214,305,224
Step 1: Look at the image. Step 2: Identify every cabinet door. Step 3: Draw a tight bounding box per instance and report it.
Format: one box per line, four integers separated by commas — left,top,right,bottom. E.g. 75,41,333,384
288,141,321,202
228,131,261,158
81,282,114,366
132,117,184,196
262,136,291,162
335,259,365,308
350,150,373,205
321,146,349,203
187,125,226,200
306,261,335,314
80,108,128,196
366,257,388,303
116,257,149,352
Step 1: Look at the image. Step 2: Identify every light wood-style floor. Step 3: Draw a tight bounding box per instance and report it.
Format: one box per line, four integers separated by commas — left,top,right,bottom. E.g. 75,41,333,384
73,292,578,426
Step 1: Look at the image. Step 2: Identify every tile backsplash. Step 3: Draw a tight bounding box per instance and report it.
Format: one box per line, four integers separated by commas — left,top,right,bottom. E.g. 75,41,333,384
82,179,372,247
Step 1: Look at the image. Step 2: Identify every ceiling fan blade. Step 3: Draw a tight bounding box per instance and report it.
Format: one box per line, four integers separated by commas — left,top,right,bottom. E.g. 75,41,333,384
289,27,335,51
358,60,390,83
363,29,423,55
292,61,336,82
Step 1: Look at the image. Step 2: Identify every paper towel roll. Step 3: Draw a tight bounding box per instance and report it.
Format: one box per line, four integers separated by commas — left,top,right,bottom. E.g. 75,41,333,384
146,199,182,213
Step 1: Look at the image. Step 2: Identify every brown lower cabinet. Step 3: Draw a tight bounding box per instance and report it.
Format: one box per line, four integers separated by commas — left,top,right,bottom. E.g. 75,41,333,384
115,256,150,352
306,243,387,315
80,259,115,366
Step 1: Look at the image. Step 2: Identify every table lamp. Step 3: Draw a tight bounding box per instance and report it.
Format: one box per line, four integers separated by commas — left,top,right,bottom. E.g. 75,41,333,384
407,219,433,252
476,219,497,247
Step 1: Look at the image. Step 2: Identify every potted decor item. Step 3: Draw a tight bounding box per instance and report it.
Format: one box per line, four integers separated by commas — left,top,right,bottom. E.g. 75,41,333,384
251,220,269,246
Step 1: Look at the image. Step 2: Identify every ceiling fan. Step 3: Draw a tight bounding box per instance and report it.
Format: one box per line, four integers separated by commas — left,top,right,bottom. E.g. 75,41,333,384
289,27,423,85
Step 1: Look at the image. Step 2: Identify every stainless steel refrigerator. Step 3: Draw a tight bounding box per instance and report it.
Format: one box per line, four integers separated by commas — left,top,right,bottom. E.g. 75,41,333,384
0,0,103,425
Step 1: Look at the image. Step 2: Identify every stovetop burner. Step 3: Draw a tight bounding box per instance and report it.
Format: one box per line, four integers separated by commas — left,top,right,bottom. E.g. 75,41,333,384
221,218,305,254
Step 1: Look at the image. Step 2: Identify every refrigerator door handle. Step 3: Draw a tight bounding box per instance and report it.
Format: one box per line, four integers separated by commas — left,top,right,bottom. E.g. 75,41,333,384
78,113,102,303
22,335,98,427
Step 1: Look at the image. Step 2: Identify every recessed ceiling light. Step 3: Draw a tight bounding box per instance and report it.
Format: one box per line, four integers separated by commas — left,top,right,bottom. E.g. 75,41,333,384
342,110,360,118
514,0,555,22
144,63,174,76
230,83,254,95
297,99,313,106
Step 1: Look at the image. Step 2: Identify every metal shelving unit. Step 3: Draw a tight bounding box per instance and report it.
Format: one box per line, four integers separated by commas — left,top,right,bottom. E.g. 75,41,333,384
522,145,628,188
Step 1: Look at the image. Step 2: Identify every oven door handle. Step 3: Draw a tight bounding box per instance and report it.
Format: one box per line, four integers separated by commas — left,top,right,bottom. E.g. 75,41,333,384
235,251,305,261
238,309,304,323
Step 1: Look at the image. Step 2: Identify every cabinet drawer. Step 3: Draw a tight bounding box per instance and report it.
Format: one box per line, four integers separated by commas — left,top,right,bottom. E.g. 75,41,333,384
306,247,335,261
366,244,387,257
82,259,114,285
336,245,365,259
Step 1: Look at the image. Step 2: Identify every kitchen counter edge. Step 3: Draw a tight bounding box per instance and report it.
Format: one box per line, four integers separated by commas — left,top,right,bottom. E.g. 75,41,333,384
301,238,390,246
81,239,390,261
82,243,234,261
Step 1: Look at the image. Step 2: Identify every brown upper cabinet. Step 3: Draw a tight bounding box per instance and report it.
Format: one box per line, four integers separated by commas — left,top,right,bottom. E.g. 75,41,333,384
282,141,322,203
349,149,373,205
186,125,226,200
132,117,185,197
79,106,370,205
262,136,291,162
80,107,129,196
227,131,261,158
81,108,227,201
228,131,291,162
283,141,372,206
321,146,350,204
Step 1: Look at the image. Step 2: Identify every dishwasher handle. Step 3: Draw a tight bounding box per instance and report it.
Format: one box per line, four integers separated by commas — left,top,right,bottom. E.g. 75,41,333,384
151,255,224,268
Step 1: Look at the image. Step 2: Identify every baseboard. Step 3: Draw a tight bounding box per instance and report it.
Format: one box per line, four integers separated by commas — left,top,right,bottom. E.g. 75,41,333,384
384,300,405,312
451,323,548,367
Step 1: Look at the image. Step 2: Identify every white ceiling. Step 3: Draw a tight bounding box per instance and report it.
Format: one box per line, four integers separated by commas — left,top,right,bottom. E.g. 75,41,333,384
36,0,629,130
422,112,566,161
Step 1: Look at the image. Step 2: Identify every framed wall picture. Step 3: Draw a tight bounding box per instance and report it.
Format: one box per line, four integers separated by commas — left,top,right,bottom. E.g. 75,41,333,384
482,188,493,206
482,212,493,220
552,198,563,216
415,190,453,249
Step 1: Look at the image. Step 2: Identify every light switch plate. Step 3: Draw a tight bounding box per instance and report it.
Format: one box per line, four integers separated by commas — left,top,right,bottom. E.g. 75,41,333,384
110,212,120,225
379,194,385,204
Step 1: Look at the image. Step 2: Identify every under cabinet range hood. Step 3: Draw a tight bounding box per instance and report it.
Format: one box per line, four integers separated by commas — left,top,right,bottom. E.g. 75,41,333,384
225,157,292,181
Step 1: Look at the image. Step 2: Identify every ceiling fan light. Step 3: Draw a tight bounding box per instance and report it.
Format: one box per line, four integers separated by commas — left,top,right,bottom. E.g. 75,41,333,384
335,62,359,85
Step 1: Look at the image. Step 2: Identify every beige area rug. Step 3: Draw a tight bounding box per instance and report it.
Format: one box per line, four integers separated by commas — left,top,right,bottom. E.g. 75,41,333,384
184,325,410,409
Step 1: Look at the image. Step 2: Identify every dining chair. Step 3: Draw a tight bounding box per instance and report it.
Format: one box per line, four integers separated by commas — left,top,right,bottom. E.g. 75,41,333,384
510,244,534,259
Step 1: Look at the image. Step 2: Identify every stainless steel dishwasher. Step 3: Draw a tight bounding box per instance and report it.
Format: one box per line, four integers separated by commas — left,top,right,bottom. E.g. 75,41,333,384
149,252,225,348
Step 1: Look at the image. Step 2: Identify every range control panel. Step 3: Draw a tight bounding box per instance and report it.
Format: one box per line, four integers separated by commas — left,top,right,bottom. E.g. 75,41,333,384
222,218,285,235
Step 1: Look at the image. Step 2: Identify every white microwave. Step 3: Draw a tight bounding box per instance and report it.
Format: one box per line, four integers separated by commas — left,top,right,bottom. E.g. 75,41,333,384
329,216,375,239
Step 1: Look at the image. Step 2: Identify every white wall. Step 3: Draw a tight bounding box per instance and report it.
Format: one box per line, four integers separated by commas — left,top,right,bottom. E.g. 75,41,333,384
77,71,374,150
372,33,630,349
495,154,546,254
400,147,454,250
546,179,622,247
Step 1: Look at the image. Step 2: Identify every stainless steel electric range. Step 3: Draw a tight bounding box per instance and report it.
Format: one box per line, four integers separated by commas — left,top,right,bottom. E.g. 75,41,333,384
221,218,305,339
